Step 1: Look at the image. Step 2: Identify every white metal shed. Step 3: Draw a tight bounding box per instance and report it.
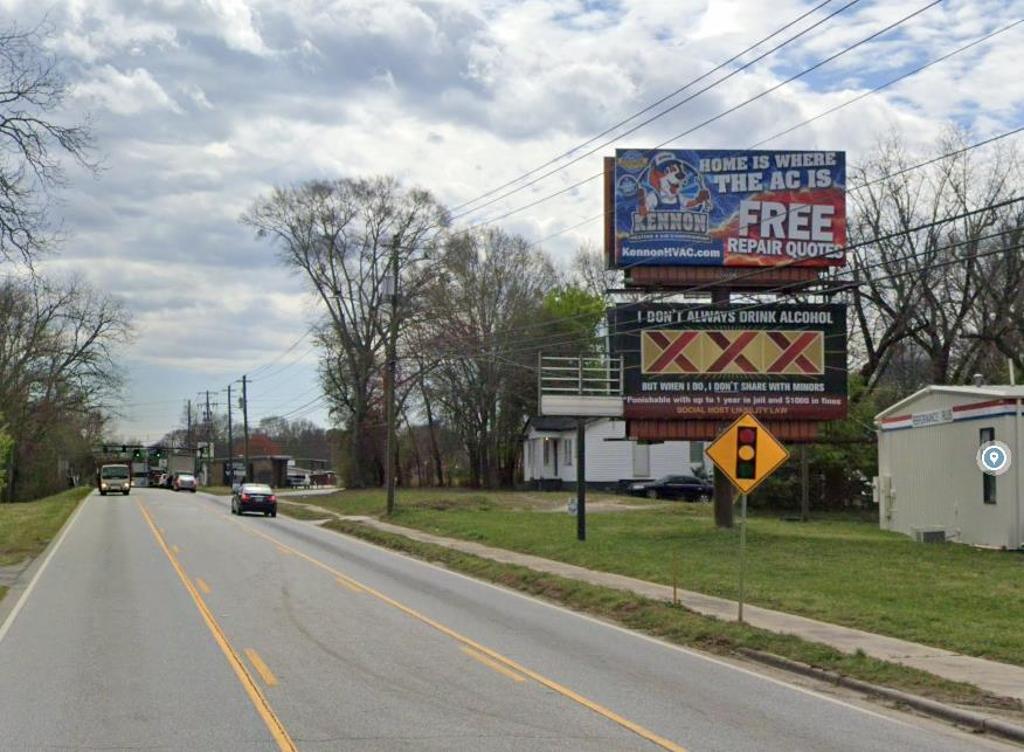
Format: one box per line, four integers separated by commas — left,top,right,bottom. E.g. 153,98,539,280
874,385,1024,548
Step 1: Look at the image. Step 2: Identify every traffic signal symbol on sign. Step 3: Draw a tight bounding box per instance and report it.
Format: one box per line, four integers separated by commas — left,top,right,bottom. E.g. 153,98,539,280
706,413,790,494
735,427,757,480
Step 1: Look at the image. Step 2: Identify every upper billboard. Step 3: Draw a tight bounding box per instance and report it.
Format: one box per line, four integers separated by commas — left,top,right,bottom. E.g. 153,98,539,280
611,149,846,268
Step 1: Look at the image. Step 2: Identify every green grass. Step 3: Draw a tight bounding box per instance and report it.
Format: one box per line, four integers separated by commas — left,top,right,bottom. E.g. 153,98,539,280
290,487,649,517
317,517,1017,712
0,487,91,567
294,488,1024,667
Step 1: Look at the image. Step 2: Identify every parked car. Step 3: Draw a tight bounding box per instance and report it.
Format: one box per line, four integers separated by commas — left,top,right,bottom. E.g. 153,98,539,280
628,474,713,502
231,483,277,517
173,473,197,493
97,464,131,496
157,473,170,488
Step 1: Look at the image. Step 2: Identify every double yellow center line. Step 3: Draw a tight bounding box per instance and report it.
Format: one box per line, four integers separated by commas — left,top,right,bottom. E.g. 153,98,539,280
231,511,688,752
136,500,297,752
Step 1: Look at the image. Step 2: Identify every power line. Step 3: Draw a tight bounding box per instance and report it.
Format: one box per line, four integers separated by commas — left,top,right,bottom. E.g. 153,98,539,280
410,131,1024,360
421,196,1024,366
466,1,943,230
750,17,1024,148
449,0,850,216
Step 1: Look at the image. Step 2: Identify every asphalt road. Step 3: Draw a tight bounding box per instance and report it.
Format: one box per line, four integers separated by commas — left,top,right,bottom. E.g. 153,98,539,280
0,488,1015,752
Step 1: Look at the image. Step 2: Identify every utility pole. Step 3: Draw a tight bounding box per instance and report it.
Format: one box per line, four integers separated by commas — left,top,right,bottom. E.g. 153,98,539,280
204,390,212,486
226,384,233,487
241,375,250,483
711,287,735,528
384,235,400,516
187,400,195,476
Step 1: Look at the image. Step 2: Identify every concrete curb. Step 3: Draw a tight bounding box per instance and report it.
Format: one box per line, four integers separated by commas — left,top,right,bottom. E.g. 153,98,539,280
736,648,1024,745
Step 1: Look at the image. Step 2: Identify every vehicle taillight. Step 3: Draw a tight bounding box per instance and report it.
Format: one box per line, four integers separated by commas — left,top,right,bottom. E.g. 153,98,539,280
241,493,250,501
269,495,277,502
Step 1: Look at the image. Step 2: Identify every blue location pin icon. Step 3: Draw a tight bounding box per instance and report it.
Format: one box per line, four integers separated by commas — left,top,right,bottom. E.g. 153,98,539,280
977,441,1011,475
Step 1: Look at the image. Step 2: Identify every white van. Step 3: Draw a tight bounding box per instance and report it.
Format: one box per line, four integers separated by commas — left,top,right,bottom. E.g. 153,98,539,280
98,464,131,496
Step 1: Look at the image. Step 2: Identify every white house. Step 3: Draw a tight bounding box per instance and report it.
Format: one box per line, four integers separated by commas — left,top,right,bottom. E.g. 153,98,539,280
522,416,707,489
875,385,1024,549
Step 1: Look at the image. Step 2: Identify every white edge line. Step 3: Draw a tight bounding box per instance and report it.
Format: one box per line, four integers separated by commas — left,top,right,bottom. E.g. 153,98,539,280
191,492,944,733
0,492,92,645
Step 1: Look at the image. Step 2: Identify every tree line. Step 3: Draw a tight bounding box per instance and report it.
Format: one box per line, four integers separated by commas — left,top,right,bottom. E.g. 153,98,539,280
0,24,129,501
243,128,1024,497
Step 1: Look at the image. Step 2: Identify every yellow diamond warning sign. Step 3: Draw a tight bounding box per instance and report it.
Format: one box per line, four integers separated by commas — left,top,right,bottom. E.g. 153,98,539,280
705,413,790,495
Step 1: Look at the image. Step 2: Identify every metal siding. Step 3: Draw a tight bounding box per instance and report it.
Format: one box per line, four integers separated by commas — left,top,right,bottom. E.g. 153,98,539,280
881,397,1017,547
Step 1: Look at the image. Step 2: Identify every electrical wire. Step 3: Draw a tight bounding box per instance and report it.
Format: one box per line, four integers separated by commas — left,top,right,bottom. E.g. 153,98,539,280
450,0,859,218
465,1,943,230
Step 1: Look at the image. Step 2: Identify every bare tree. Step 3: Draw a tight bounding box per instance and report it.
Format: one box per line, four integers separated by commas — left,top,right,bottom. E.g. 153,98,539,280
0,22,94,266
0,275,130,499
847,129,1023,396
242,176,448,487
419,229,556,487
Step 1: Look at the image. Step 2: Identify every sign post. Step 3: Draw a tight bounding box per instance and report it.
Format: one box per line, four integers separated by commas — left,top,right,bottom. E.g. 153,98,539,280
738,492,747,622
705,413,791,623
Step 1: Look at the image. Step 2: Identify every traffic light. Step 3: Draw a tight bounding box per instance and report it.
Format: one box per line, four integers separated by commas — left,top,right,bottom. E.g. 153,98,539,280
121,444,127,454
735,426,757,480
132,448,143,461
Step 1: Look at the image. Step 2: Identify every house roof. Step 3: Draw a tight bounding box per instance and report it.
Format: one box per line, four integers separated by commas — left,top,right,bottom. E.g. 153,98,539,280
875,385,1024,421
527,416,580,432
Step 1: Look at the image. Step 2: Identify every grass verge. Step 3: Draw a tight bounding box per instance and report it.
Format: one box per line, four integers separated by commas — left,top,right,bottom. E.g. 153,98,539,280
299,489,1024,667
0,487,90,567
282,507,1016,713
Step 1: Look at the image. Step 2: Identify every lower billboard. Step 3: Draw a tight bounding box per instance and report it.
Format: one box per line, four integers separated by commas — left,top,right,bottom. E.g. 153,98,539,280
609,303,847,421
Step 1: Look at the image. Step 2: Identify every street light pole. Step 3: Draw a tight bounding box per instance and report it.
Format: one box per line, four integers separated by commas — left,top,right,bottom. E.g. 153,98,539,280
384,235,400,516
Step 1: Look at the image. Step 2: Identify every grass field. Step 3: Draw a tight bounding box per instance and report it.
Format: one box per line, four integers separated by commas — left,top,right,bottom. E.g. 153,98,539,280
0,487,91,567
295,488,1024,667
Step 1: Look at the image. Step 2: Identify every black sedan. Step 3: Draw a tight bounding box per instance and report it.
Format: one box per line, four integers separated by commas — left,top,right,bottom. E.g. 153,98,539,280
231,483,278,517
628,474,713,502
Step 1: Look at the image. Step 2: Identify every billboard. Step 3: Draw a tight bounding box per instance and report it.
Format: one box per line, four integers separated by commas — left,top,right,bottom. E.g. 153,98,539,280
608,303,847,421
611,149,845,268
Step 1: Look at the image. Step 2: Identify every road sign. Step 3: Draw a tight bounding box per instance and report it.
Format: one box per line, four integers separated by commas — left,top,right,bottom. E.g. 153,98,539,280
706,413,790,494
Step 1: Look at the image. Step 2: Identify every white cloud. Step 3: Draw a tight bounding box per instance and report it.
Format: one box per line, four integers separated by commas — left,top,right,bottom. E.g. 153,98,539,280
73,65,182,115
22,0,1024,437
202,0,273,56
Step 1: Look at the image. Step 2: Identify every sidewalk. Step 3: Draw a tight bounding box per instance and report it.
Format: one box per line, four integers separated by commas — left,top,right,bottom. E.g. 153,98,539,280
285,500,1024,702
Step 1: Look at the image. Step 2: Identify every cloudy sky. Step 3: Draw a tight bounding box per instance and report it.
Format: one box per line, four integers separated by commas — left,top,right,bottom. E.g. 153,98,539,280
4,0,1022,441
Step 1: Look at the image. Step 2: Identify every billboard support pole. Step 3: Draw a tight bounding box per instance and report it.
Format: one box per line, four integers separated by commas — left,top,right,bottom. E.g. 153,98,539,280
576,418,586,541
711,287,735,529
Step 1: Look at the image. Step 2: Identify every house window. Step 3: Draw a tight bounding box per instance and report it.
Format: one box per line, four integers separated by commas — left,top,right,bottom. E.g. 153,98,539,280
980,427,996,504
543,440,550,465
564,439,573,465
689,441,705,465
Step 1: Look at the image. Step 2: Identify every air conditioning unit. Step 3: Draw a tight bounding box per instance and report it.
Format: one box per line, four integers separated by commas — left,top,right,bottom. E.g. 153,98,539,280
912,528,947,544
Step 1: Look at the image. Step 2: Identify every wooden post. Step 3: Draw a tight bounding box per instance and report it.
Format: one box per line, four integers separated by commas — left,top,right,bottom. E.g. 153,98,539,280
800,444,810,522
